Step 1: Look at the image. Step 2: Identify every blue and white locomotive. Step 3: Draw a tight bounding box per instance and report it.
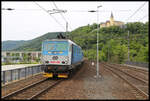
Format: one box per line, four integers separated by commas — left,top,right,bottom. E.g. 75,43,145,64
41,39,84,78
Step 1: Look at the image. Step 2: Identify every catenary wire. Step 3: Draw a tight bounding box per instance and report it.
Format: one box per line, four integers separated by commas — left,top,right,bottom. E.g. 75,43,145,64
138,14,148,22
34,2,66,31
52,2,73,31
125,2,147,22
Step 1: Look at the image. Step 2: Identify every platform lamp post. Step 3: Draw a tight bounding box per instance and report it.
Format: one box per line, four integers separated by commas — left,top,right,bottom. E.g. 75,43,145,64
88,5,102,79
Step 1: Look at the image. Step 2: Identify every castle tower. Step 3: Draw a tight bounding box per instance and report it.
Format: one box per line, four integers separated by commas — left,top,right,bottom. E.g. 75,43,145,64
110,12,114,26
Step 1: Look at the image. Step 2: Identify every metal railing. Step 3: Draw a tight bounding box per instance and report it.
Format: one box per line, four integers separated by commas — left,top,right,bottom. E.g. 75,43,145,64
1,65,44,85
125,61,149,68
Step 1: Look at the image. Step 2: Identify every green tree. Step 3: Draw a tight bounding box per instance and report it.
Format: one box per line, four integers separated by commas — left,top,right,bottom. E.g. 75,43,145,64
135,46,149,62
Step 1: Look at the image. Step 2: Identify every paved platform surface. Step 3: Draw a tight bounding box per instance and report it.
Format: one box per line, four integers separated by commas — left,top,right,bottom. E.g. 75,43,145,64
2,64,41,71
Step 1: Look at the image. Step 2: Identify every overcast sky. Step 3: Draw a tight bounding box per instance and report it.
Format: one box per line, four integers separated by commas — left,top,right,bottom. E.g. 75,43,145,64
2,1,149,41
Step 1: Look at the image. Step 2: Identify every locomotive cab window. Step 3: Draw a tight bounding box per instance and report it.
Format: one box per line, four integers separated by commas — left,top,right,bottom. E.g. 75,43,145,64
43,42,68,51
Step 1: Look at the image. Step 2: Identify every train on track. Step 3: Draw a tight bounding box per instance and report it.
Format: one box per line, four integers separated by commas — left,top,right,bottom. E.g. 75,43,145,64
41,37,84,78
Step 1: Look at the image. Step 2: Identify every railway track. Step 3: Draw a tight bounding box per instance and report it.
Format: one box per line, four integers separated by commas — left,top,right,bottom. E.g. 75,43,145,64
2,78,63,100
106,63,149,83
2,73,45,97
111,63,148,74
102,63,149,99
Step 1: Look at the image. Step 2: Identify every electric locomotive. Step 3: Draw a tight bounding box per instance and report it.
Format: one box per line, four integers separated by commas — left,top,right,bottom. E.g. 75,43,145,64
41,39,84,78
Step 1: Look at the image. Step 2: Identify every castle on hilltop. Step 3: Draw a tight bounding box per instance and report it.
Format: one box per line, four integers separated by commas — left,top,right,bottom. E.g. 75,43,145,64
100,12,124,28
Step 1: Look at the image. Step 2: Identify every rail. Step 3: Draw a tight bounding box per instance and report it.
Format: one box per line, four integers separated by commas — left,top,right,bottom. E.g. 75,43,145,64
110,63,148,74
105,63,148,84
28,80,63,100
125,61,149,68
2,78,47,99
2,79,63,100
102,63,148,99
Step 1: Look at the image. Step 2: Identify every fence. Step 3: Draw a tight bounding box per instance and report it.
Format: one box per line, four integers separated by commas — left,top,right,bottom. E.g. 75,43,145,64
1,65,44,85
125,61,149,68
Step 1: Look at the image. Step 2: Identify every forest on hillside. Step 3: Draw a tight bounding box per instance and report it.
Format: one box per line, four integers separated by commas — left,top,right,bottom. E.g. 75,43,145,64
69,22,149,63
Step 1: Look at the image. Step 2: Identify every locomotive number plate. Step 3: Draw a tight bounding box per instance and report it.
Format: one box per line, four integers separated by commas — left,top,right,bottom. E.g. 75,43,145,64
50,61,60,64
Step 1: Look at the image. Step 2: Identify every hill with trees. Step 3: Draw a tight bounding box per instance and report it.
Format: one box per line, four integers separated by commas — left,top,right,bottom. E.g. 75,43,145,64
2,40,27,51
69,22,149,63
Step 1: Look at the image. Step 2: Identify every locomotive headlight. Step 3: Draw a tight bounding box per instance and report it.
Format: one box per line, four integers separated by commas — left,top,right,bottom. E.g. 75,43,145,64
62,61,65,64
